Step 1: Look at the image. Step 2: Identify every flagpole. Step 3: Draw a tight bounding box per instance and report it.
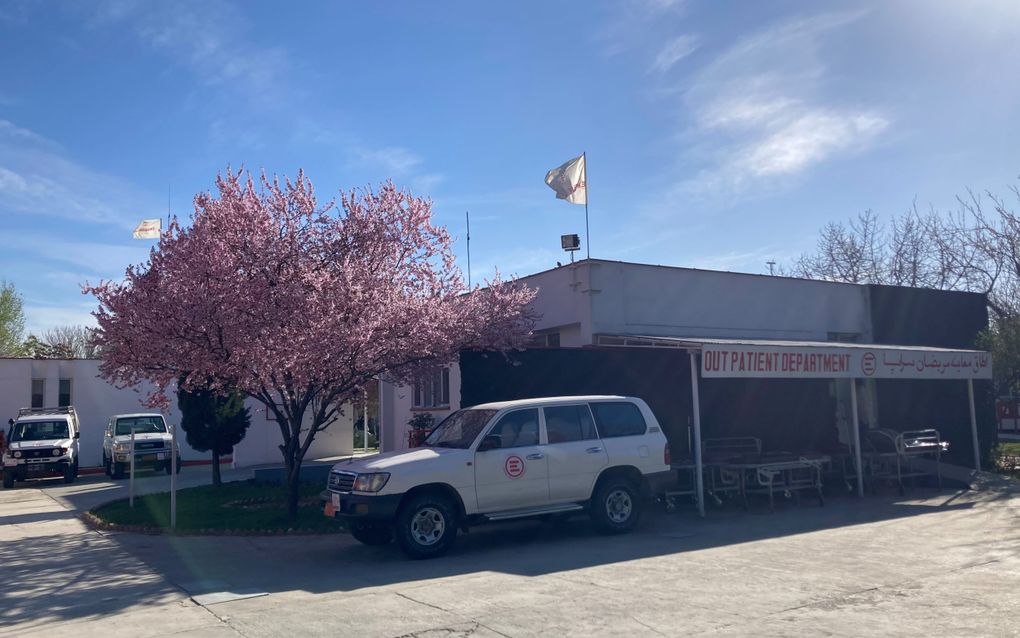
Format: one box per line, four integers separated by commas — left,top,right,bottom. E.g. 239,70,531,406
466,210,472,289
583,152,590,260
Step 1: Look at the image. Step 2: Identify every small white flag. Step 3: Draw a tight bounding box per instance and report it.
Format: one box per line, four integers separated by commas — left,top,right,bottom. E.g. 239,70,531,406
132,219,161,239
544,153,587,205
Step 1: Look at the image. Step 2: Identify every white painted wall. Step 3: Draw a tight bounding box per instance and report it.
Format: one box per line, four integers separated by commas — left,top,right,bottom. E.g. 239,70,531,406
380,361,461,454
378,260,875,452
231,400,354,468
0,358,354,469
586,261,870,342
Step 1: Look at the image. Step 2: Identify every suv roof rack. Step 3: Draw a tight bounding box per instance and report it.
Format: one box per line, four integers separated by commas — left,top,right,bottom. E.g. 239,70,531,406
17,406,78,418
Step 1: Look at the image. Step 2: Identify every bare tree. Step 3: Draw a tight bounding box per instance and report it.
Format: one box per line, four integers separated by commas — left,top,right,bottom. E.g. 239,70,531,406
41,325,102,359
791,184,1020,322
792,210,886,284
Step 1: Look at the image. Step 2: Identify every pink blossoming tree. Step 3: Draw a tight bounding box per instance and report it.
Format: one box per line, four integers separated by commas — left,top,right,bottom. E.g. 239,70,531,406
85,169,537,518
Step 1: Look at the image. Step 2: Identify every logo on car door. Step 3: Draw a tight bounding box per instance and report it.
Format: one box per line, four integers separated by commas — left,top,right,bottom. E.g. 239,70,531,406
504,455,525,479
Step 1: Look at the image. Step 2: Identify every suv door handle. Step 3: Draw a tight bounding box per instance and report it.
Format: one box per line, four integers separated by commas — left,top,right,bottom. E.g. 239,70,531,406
526,453,544,460
586,447,604,454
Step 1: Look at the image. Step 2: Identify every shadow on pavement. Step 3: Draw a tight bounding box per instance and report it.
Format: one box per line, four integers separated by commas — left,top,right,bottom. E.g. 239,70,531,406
0,528,183,633
104,484,1015,600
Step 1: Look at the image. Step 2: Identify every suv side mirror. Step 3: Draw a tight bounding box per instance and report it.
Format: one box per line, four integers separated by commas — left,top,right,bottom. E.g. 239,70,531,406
7,418,12,427
477,434,501,452
74,431,80,439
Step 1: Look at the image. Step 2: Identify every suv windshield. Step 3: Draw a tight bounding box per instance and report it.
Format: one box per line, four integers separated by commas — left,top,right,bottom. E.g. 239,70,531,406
423,409,497,449
12,420,69,441
115,416,167,436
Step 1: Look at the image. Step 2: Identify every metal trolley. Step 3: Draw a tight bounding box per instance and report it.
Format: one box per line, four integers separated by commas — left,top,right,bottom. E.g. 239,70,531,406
666,437,828,512
865,428,947,494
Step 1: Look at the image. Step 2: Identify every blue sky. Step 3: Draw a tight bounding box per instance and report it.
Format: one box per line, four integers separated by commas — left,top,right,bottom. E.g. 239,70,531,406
2,1,1019,334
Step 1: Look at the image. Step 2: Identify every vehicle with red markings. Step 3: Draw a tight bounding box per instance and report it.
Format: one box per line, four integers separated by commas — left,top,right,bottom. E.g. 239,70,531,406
322,395,672,559
3,406,81,488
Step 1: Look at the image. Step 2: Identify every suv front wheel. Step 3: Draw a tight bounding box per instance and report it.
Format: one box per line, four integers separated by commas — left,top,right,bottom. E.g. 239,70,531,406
590,478,641,534
394,493,458,559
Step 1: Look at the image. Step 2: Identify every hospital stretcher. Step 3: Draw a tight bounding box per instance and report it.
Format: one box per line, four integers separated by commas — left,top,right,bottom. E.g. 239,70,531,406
666,437,828,512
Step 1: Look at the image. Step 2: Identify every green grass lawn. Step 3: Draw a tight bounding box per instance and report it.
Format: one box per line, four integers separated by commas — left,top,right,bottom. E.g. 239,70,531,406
90,480,343,534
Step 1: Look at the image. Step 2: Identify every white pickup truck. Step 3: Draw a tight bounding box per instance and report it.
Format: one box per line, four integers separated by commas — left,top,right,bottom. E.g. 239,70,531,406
3,406,81,488
322,395,673,559
102,413,181,478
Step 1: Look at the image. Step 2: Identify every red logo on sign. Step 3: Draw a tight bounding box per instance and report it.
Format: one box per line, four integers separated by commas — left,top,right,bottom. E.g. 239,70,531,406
504,455,525,479
861,352,876,376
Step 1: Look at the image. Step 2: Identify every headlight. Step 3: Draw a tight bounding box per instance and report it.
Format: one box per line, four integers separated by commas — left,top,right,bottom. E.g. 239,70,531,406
52,448,62,456
114,442,129,452
352,472,390,493
13,451,21,458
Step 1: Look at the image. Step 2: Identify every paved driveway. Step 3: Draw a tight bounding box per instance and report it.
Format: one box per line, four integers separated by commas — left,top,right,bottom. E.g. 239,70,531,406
2,470,1019,637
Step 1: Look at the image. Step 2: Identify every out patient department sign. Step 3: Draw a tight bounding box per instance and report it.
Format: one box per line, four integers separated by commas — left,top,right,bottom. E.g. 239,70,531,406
700,343,992,380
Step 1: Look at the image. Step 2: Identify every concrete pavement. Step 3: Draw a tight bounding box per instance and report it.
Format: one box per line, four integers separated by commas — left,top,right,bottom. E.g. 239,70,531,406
2,469,1019,637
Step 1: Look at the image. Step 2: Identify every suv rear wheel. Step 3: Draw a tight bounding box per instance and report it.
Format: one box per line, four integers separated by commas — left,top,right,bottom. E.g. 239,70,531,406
590,478,641,534
394,493,458,559
350,522,393,546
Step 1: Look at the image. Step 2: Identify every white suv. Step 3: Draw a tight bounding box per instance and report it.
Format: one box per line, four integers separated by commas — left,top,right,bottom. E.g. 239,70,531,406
3,407,81,488
322,395,672,559
102,413,180,479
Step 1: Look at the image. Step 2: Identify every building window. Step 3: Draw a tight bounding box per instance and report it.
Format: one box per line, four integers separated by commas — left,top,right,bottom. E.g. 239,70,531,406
413,367,450,409
528,332,561,348
58,379,72,407
31,379,45,408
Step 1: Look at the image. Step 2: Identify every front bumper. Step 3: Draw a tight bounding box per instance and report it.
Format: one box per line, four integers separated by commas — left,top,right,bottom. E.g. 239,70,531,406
114,450,172,466
3,458,72,477
320,490,402,523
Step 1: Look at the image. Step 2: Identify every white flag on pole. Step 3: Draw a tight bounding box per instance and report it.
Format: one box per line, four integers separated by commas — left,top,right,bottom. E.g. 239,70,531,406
132,219,161,239
544,153,587,205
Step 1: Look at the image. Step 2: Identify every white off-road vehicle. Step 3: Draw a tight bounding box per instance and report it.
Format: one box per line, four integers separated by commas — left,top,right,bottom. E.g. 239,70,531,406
102,413,180,479
322,395,673,559
3,407,81,488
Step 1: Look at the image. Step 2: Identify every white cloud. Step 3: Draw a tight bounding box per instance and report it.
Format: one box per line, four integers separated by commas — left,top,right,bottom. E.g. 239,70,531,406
739,111,888,178
649,35,699,73
88,0,291,107
675,11,888,195
0,119,158,229
22,302,98,335
352,147,423,176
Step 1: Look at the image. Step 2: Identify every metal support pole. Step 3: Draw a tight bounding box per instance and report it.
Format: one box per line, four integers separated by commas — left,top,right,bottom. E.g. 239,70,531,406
363,390,369,452
968,379,981,471
129,430,135,507
170,422,177,530
689,351,705,517
850,380,864,498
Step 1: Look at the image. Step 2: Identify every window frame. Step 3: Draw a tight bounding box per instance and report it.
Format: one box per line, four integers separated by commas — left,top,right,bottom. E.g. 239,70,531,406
589,401,648,439
483,407,542,450
542,403,599,445
58,378,72,408
30,379,45,408
412,367,450,410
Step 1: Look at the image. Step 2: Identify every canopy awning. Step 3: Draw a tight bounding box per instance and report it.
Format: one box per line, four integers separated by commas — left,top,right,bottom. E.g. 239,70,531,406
595,334,991,512
596,335,992,380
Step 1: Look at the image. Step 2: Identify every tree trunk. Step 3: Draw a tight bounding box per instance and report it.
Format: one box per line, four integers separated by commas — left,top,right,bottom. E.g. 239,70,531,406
285,455,302,520
211,449,221,486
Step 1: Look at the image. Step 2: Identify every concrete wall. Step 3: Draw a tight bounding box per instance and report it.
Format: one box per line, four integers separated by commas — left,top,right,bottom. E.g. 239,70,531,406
378,262,876,451
0,359,354,469
380,362,462,454
231,400,354,468
586,261,871,342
